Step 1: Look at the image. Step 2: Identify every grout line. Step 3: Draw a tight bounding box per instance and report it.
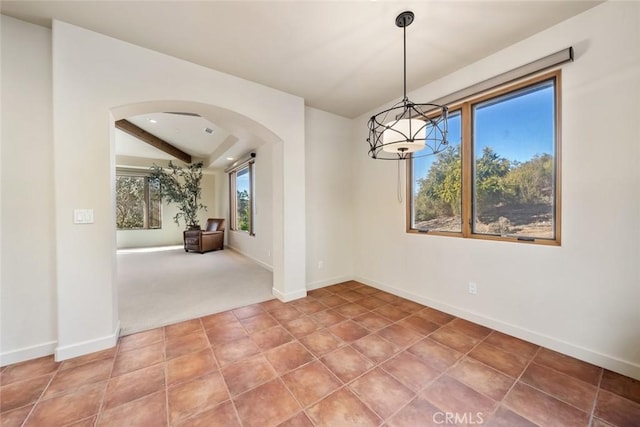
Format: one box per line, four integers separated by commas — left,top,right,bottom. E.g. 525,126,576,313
587,367,605,427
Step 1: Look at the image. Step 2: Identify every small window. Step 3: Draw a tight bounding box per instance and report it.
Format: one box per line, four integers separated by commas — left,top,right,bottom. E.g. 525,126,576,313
409,71,561,245
229,161,255,235
116,174,162,230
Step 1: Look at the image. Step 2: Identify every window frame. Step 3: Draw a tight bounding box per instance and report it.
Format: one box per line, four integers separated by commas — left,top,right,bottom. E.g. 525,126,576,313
115,172,162,230
229,159,255,236
407,70,562,246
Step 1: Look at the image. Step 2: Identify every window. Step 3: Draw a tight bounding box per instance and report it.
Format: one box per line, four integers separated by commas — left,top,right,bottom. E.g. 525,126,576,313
229,160,255,235
116,174,162,230
409,71,560,245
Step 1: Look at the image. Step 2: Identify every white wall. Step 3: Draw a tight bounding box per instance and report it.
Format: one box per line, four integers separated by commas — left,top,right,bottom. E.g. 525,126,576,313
352,1,640,379
0,16,57,365
227,144,274,270
116,170,217,249
305,107,355,288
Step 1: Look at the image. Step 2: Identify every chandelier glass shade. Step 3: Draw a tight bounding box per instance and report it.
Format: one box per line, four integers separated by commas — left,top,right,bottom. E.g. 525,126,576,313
367,11,449,160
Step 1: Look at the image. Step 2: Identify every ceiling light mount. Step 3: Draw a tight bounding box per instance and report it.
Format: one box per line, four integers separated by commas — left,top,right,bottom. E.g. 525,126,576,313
367,10,449,160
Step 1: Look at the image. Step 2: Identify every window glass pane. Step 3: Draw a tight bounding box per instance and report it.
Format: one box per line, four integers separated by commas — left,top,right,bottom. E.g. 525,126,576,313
148,177,162,229
235,167,250,232
472,80,555,239
411,111,462,232
116,176,145,229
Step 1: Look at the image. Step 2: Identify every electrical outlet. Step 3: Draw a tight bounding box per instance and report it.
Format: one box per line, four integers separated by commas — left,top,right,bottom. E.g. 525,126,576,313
318,260,324,269
468,282,478,295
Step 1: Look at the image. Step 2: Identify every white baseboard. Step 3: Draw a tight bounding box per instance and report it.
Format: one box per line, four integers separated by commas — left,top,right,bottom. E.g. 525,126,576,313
272,286,307,303
54,322,120,362
226,246,274,272
355,275,640,381
306,275,353,291
0,340,57,367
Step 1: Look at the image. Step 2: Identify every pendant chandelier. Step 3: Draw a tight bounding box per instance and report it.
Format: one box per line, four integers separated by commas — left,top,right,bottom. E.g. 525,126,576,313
367,11,449,160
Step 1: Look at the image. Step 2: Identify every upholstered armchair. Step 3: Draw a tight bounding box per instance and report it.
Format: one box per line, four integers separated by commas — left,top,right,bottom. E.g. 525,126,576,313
183,218,225,253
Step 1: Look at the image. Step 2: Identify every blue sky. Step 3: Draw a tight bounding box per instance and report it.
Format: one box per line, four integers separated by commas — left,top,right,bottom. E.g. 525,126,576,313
236,167,250,195
414,82,555,180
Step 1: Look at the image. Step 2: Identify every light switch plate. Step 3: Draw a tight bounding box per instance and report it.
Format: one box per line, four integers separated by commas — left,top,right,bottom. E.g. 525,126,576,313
74,209,94,224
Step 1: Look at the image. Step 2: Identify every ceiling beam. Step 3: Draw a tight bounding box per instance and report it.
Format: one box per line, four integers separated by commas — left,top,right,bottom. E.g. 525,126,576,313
115,119,192,164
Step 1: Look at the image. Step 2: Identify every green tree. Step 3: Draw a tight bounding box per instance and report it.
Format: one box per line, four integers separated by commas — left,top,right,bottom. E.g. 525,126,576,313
116,176,144,229
505,153,553,204
475,146,512,213
414,146,461,221
237,189,250,231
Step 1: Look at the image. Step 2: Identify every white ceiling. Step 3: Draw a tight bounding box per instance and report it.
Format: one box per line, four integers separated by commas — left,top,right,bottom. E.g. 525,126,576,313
2,0,602,166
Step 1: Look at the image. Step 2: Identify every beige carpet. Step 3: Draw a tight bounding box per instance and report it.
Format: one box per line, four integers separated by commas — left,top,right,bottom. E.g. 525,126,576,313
117,246,273,336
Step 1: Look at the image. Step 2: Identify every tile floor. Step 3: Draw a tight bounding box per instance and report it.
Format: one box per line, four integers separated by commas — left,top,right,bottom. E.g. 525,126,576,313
1,281,639,426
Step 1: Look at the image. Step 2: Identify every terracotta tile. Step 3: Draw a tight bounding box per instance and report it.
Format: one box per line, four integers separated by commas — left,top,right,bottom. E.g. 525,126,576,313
447,318,493,340
25,382,105,426
429,326,480,353
374,305,411,322
233,379,300,427
352,334,400,364
415,307,455,325
349,368,414,419
378,324,423,348
591,418,615,427
600,369,640,404
504,382,589,427
166,348,217,386
381,351,441,392
397,315,440,336
485,406,537,427
102,364,165,410
352,312,393,331
310,310,346,327
321,346,374,383
165,330,209,360
520,362,597,411
386,395,441,427
168,372,229,424
44,358,112,397
165,319,203,337
1,356,59,385
221,355,277,396
484,331,539,359
239,313,278,333
293,300,327,315
282,317,321,338
316,294,348,308
421,375,497,416
265,341,314,375
354,296,388,310
260,298,288,312
0,374,52,412
329,320,370,342
119,328,164,352
174,400,240,427
251,326,294,351
0,405,33,427
60,347,116,371
96,390,167,426
336,290,365,302
112,342,164,377
205,321,248,347
469,342,529,378
308,288,332,298
355,286,379,296
407,338,463,372
373,291,403,304
66,416,97,426
213,336,261,366
232,304,265,320
278,411,314,427
333,302,369,318
448,357,514,401
307,388,381,427
299,330,344,356
269,307,302,323
595,389,640,427
394,299,425,313
534,348,602,385
281,360,342,407
201,311,237,329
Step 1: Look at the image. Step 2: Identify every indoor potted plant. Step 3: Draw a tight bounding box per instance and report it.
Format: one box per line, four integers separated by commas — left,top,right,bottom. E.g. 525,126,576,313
149,161,207,229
